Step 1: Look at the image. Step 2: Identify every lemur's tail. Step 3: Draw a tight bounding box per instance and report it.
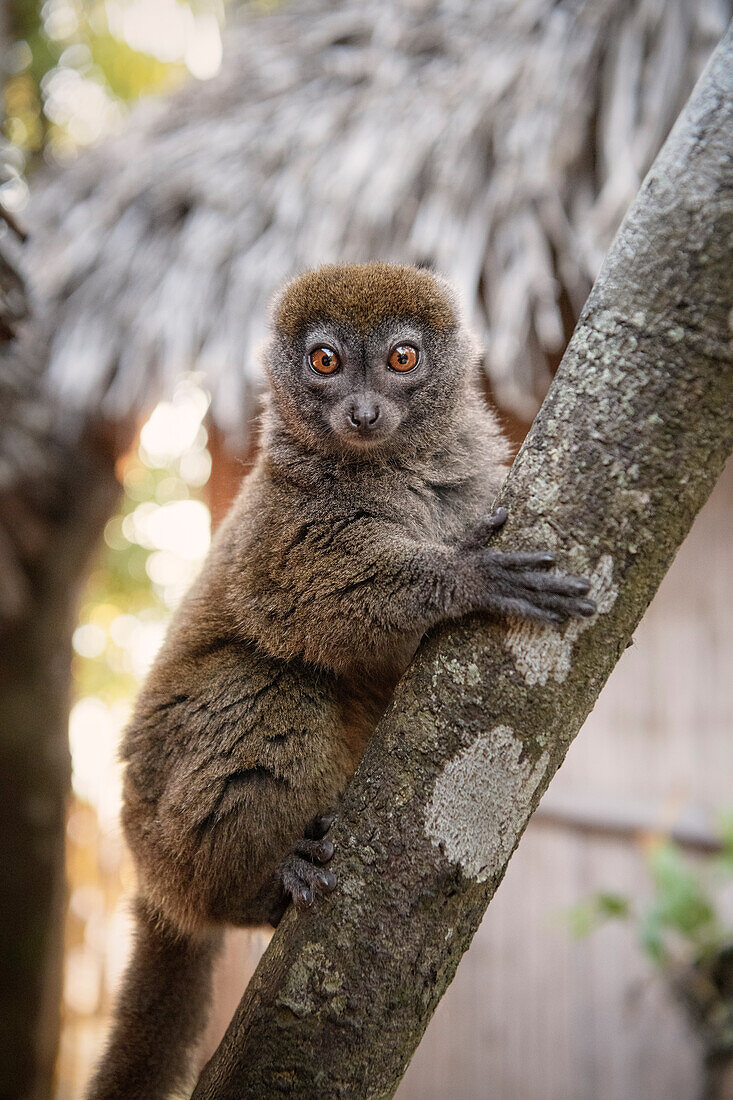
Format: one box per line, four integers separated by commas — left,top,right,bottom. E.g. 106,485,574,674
85,897,221,1100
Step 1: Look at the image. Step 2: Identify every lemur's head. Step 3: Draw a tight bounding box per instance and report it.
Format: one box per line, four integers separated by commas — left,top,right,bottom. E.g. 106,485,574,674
263,262,479,458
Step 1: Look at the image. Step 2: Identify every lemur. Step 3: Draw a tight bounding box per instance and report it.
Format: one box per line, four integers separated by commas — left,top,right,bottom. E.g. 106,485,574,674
87,263,594,1099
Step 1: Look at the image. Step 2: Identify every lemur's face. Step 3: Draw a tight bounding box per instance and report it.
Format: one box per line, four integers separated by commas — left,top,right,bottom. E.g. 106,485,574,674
265,263,476,458
282,316,458,454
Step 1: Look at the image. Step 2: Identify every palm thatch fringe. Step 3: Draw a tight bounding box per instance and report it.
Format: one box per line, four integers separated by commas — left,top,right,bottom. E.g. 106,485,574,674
24,0,728,445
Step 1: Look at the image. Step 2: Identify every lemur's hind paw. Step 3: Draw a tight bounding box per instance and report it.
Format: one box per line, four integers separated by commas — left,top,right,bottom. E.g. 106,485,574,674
271,814,337,922
280,853,336,910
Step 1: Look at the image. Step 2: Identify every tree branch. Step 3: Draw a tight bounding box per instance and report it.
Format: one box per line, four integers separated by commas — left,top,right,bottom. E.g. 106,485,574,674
193,26,733,1099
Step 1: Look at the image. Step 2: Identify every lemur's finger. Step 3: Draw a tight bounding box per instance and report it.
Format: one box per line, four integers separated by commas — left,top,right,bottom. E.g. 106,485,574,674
463,507,509,548
497,597,566,624
474,507,508,536
295,837,335,864
512,572,592,597
517,590,596,617
305,812,335,839
281,856,337,909
488,549,556,570
290,884,314,909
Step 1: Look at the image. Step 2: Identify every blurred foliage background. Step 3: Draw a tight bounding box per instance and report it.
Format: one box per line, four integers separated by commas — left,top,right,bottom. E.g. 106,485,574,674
2,0,226,200
567,826,733,1094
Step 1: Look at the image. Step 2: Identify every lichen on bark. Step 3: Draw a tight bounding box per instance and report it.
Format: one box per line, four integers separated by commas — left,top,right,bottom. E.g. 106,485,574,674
193,27,733,1100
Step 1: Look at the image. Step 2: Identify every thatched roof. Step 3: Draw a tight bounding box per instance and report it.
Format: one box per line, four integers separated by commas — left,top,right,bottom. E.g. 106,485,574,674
24,0,728,443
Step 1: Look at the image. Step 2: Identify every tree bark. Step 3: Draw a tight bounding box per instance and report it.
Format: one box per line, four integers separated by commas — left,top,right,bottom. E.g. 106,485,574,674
193,24,733,1100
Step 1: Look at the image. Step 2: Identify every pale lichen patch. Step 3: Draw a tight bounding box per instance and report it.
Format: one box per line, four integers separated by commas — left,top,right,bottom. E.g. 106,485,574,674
276,942,346,1019
590,308,617,335
430,653,481,689
504,554,618,687
441,656,481,687
394,780,414,807
424,724,549,883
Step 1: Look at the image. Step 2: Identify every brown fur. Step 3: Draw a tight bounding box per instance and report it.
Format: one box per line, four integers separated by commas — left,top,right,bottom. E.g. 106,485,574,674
86,263,594,1099
273,261,457,337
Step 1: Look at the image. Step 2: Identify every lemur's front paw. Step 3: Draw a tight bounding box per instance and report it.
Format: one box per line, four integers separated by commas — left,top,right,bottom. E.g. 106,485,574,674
461,506,595,623
274,813,337,917
475,548,596,624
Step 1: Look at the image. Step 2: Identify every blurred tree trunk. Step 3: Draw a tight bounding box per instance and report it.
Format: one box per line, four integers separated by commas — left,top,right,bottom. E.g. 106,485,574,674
0,446,119,1099
193,26,733,1100
671,945,733,1100
0,189,122,1093
1,26,122,1087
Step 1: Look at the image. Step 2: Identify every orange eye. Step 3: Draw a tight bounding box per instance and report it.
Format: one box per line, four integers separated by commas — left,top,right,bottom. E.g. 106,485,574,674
388,344,419,372
308,347,340,374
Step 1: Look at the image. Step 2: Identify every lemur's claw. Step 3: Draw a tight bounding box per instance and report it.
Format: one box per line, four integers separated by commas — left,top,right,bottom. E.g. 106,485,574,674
484,506,508,529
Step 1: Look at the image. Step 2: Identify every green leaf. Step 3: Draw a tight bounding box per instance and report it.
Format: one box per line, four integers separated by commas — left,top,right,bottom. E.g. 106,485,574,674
648,843,717,938
596,893,631,919
639,908,666,965
717,812,733,868
564,893,631,938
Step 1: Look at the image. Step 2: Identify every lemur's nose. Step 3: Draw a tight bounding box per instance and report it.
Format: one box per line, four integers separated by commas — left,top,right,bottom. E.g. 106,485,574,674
348,399,381,430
